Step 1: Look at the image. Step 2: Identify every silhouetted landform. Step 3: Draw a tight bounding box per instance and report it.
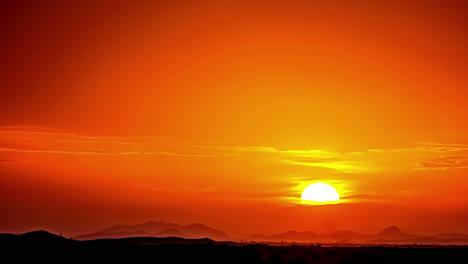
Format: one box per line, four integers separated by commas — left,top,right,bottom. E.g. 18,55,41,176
1,230,468,263
435,233,468,240
74,221,229,241
245,225,468,245
74,222,468,245
73,221,468,245
0,230,73,245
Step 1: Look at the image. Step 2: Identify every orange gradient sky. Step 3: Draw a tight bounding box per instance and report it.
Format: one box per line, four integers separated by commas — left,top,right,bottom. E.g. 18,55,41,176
1,0,467,237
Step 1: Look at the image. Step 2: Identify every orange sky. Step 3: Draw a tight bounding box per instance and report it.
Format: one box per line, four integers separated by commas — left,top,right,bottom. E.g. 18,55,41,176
1,0,467,238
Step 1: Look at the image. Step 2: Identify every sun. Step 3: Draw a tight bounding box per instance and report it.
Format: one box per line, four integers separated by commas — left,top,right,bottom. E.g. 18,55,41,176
301,183,340,203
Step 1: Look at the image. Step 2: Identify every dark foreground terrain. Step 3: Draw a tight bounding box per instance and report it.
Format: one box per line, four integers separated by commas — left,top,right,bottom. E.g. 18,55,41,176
1,231,467,263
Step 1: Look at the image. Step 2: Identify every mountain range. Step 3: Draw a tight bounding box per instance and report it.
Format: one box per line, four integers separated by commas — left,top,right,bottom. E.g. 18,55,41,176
244,225,468,244
74,221,230,241
72,221,468,245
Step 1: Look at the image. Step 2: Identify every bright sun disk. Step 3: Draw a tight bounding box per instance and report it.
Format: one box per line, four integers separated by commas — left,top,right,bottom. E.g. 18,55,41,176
301,182,340,202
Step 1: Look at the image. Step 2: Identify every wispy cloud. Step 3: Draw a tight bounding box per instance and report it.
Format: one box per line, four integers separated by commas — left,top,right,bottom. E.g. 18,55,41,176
2,126,468,174
0,126,233,157
417,156,468,170
2,126,468,206
0,147,139,156
192,145,370,172
0,159,22,163
419,142,468,152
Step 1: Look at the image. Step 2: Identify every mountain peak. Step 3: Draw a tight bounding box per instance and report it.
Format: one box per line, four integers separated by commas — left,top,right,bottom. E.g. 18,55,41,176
380,225,402,235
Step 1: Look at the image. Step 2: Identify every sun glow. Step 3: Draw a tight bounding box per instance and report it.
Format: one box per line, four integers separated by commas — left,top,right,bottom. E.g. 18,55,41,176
301,183,340,203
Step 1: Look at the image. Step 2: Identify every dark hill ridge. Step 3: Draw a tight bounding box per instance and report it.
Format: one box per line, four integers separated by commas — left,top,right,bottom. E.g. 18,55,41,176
75,230,153,240
88,236,215,245
0,230,467,263
0,230,76,247
1,230,218,246
19,230,69,241
74,221,229,241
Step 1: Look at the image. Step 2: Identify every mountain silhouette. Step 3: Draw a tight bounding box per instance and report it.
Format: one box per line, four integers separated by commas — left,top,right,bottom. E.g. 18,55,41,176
379,225,403,235
246,230,368,242
380,225,401,233
74,221,229,241
434,233,468,240
245,226,468,244
377,225,414,239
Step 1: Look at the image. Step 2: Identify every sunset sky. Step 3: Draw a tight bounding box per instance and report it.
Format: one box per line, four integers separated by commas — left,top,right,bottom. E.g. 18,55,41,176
1,0,467,238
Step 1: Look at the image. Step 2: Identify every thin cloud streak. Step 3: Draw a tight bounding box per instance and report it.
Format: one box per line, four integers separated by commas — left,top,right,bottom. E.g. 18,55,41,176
417,156,468,170
1,126,468,172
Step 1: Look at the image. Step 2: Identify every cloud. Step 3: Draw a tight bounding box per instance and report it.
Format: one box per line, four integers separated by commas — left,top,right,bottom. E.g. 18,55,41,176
2,125,468,174
3,125,468,206
0,126,233,157
417,156,468,170
0,127,366,171
192,145,371,172
0,147,138,156
192,145,343,158
0,159,22,163
419,142,468,152
283,158,367,173
339,194,388,202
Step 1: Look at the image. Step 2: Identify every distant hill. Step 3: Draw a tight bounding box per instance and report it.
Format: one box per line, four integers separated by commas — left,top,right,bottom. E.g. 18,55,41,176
435,233,468,240
245,229,367,243
377,225,414,239
245,226,468,245
244,230,369,242
74,221,229,241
